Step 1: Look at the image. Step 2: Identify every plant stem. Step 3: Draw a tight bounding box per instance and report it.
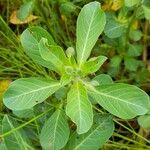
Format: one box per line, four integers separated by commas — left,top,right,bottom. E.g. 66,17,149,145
0,107,53,138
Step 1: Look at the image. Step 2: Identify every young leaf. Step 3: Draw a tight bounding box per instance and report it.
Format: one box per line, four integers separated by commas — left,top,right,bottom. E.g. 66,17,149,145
65,114,114,150
17,0,35,21
60,74,72,86
66,81,93,134
138,115,150,129
81,56,107,76
20,26,56,70
39,38,69,74
40,109,70,150
124,0,140,7
76,2,106,66
2,115,34,150
3,78,61,110
88,83,150,119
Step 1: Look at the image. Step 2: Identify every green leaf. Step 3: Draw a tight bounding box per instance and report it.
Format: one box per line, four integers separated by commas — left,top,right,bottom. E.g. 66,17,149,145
39,38,69,74
88,83,150,119
66,47,75,58
124,57,141,71
66,81,93,134
40,109,70,150
93,74,113,85
17,0,35,21
142,5,150,20
127,44,143,57
81,56,107,76
13,109,34,118
108,56,122,77
55,87,68,100
138,115,150,128
2,115,34,150
104,17,126,38
124,0,140,7
0,142,7,150
20,26,56,70
65,114,114,150
76,2,106,66
129,30,143,41
60,74,72,86
3,78,61,110
60,2,77,14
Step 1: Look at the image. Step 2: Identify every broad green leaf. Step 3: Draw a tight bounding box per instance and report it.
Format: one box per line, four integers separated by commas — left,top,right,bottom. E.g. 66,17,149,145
20,26,56,70
138,115,150,128
55,87,68,100
40,109,70,150
39,38,69,74
88,83,150,119
3,78,61,110
66,81,93,134
13,109,34,118
17,0,35,21
124,57,141,71
127,44,143,57
86,75,113,105
104,17,126,38
81,56,107,76
142,5,150,20
76,2,106,66
2,115,34,150
124,0,140,7
93,74,113,85
0,142,7,150
65,114,114,150
129,30,143,41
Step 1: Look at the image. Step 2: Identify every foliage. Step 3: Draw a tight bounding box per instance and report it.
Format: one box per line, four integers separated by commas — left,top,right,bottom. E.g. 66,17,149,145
0,0,150,150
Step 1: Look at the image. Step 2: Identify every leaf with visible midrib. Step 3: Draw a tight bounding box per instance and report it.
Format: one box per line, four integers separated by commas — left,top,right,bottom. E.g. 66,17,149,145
65,114,114,150
76,2,106,66
104,17,126,38
20,26,56,70
39,38,69,74
3,78,61,110
2,115,34,150
81,56,107,76
40,109,70,150
88,83,150,119
66,81,93,134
